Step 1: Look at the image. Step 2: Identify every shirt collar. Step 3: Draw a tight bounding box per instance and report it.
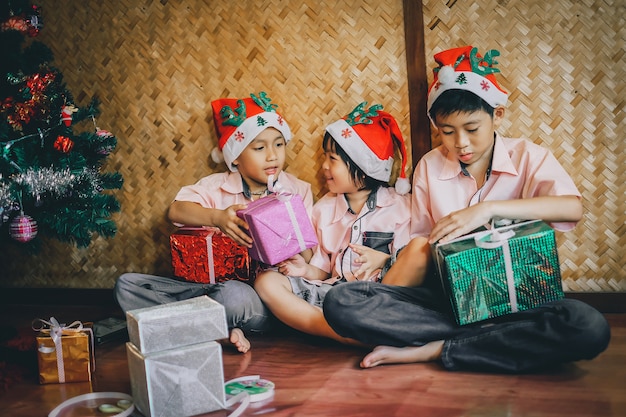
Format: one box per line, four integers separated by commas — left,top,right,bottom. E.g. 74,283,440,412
331,187,394,223
226,172,282,199
222,171,245,195
491,133,518,176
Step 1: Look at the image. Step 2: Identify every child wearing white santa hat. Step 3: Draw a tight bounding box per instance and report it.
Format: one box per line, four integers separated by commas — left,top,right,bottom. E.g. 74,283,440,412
323,46,610,373
116,92,312,354
253,101,412,344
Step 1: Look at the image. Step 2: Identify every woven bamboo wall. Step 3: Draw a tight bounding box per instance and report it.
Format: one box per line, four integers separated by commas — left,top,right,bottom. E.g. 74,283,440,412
424,0,626,291
1,0,410,287
422,0,625,291
1,0,623,292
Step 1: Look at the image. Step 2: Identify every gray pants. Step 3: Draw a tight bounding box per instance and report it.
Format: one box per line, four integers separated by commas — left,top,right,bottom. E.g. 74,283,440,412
114,273,274,334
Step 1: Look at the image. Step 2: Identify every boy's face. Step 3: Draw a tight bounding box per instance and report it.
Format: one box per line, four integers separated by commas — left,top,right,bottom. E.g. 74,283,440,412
233,127,287,190
433,106,505,167
321,146,360,195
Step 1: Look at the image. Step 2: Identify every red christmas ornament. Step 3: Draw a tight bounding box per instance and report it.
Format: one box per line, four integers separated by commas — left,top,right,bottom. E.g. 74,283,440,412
54,135,74,153
10,214,38,243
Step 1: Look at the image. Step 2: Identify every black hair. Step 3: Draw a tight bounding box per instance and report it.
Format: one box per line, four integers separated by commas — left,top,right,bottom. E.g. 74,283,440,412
429,89,495,123
322,131,388,192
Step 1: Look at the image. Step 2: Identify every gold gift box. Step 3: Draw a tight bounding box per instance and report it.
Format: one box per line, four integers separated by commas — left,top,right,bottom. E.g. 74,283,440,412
37,329,92,384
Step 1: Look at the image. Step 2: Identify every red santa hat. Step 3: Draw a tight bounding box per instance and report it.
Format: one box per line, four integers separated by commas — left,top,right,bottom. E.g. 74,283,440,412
210,92,292,171
325,102,410,195
427,46,508,113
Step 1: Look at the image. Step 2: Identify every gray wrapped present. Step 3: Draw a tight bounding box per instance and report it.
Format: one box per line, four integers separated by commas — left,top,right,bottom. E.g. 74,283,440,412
127,341,225,417
126,295,228,354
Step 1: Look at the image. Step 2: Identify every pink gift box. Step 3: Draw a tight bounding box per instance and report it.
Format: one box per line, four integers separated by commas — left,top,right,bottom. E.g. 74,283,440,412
237,194,318,265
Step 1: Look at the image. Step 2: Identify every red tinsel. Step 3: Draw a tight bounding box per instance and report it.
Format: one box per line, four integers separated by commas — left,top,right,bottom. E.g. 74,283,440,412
1,72,56,130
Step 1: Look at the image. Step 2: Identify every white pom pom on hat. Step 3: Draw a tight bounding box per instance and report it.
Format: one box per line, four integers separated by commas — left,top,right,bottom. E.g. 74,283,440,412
437,65,457,86
394,177,411,195
210,147,224,164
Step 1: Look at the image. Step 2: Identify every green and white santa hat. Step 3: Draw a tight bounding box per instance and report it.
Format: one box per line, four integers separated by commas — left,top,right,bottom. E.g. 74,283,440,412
211,92,292,171
325,102,410,195
427,45,508,112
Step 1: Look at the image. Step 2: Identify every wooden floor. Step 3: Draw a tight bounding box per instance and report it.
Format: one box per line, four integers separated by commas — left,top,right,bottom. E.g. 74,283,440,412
1,304,625,417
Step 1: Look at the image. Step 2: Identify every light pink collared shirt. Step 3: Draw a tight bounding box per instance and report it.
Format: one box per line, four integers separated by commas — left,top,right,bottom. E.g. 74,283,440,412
310,186,411,282
411,133,581,238
174,170,313,214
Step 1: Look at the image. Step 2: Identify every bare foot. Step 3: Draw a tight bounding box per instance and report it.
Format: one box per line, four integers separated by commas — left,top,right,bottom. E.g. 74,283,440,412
229,328,251,353
360,340,444,368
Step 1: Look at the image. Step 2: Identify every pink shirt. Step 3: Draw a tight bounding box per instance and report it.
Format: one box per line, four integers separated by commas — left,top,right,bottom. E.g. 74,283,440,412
411,134,581,238
310,187,411,282
174,170,313,214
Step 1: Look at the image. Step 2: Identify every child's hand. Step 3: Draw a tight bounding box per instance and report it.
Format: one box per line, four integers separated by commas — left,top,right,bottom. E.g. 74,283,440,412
277,254,307,277
348,243,389,281
214,204,253,247
429,203,492,243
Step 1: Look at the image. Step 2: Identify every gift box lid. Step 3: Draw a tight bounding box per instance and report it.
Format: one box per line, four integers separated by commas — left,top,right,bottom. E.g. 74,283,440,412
434,219,551,251
126,296,228,354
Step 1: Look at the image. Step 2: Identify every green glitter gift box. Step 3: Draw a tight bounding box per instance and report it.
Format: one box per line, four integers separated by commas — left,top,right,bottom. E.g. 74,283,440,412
433,220,564,325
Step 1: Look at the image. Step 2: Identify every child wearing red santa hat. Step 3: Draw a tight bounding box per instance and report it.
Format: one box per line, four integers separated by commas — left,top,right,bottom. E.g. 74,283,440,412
253,102,411,344
323,46,610,372
115,92,312,353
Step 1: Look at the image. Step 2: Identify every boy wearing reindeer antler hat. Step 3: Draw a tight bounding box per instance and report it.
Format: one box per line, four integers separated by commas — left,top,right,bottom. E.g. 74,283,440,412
323,46,610,372
253,102,411,344
115,92,313,353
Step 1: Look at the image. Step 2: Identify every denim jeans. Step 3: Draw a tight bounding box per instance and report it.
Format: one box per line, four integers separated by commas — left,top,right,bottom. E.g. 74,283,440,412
323,281,611,373
114,273,274,334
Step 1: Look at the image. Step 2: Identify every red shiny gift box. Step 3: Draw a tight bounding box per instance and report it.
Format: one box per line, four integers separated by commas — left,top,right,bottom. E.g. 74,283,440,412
170,228,255,284
237,194,318,265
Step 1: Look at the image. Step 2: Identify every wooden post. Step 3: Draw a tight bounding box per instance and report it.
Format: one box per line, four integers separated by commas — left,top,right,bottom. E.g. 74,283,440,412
403,0,431,168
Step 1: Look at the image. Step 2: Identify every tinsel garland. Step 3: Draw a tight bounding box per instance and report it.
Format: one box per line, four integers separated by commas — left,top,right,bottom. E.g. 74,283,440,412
1,167,103,220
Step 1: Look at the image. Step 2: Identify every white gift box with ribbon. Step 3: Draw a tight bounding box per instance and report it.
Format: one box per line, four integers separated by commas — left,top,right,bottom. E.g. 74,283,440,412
126,295,228,355
127,341,226,417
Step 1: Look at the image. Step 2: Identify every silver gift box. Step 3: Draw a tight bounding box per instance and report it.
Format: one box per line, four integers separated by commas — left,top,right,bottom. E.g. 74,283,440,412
126,295,228,354
127,341,226,417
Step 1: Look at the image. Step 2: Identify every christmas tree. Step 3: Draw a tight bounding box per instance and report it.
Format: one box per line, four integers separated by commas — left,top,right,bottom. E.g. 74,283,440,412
0,1,123,249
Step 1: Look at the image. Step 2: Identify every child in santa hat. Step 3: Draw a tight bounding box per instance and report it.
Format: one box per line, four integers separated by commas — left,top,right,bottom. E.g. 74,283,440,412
115,92,313,353
253,102,411,344
324,46,610,372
